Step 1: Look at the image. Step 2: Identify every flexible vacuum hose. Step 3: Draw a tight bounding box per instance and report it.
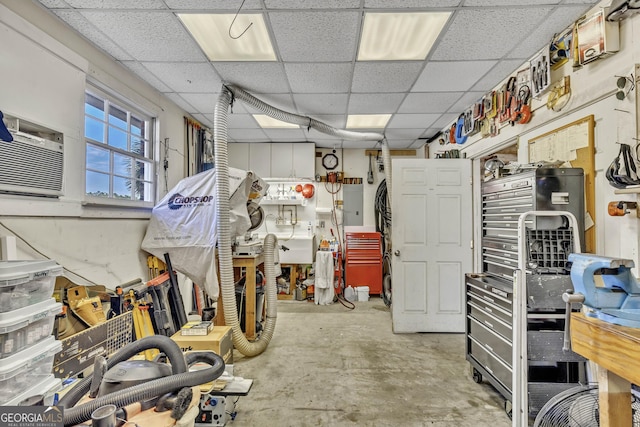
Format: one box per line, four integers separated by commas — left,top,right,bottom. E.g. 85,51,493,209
63,352,224,426
214,85,384,356
58,336,187,409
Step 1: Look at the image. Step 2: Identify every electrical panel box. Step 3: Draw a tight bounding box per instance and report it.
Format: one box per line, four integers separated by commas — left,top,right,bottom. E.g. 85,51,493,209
342,184,363,226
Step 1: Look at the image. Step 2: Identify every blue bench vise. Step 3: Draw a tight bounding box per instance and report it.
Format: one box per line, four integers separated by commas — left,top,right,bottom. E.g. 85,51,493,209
568,253,640,328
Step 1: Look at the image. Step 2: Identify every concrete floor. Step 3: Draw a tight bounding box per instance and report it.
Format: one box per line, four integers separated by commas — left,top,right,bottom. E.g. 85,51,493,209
230,297,512,427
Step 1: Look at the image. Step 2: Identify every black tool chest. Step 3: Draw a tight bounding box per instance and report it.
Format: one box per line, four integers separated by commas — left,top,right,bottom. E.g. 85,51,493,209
465,168,586,418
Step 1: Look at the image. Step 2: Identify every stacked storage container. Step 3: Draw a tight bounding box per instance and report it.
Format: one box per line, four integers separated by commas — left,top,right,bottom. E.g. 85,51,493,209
0,260,63,406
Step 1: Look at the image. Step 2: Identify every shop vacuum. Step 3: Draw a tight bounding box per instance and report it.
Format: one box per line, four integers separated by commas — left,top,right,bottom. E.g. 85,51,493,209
56,335,224,427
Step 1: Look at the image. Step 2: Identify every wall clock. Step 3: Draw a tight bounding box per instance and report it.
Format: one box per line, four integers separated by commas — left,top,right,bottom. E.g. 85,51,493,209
322,152,339,170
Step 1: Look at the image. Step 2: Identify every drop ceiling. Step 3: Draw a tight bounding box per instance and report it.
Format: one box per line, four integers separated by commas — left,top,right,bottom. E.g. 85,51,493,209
35,0,600,149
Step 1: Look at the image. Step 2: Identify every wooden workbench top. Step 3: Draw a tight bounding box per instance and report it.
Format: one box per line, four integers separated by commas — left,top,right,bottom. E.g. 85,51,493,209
571,312,640,385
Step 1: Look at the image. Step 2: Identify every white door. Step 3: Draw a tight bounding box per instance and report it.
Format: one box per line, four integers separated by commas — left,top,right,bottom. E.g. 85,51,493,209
391,158,472,333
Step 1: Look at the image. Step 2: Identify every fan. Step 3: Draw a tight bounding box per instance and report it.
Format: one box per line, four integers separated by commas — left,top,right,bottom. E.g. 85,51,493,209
534,385,640,427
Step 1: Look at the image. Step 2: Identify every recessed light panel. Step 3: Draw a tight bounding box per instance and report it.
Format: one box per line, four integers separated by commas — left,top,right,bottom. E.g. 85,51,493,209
358,12,451,61
346,114,391,128
178,13,276,61
253,114,300,128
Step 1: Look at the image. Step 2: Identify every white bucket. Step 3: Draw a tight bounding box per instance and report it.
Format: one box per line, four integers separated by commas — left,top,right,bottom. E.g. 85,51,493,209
356,286,370,302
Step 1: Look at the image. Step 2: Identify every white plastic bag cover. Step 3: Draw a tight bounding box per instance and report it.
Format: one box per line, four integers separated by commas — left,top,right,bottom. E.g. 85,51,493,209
141,167,265,299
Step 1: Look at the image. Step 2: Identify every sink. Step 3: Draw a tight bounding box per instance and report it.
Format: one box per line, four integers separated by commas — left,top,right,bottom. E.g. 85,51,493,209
278,236,316,264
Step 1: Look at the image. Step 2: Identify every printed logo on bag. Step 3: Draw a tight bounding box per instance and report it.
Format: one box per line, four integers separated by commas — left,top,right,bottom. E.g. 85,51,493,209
0,406,63,427
168,192,214,210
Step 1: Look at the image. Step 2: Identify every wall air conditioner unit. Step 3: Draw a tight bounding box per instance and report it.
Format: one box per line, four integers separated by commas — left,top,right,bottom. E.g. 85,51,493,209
0,116,63,197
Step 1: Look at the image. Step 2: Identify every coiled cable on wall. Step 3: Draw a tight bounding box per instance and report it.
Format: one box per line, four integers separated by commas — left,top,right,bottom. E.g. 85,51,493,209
214,85,386,356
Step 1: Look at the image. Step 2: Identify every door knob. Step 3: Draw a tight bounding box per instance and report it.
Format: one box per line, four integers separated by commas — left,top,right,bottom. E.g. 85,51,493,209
394,250,400,256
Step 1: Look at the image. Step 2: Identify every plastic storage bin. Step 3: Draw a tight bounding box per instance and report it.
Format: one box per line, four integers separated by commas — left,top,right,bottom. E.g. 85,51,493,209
0,336,61,404
3,374,61,406
0,260,62,313
0,298,61,359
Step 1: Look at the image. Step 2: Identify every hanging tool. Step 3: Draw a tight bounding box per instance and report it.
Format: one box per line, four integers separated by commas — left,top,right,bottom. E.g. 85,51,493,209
147,273,176,336
608,200,638,216
367,153,374,184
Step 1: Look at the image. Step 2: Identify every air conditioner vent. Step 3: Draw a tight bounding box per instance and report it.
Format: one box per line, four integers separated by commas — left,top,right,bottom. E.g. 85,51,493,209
0,130,63,197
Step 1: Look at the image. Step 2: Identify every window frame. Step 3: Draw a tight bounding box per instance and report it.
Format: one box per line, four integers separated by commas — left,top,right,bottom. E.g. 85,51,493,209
83,85,156,208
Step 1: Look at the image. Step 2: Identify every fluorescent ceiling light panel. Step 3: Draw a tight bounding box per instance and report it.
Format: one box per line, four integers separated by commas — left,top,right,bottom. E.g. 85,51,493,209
346,114,391,128
253,115,299,128
178,13,276,61
358,12,451,61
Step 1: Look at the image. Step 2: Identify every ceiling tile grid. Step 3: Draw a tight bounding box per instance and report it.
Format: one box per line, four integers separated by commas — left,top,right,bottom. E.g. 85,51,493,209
34,0,602,148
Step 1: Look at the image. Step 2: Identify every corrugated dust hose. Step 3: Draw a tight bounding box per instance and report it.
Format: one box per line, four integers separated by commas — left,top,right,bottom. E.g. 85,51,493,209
214,85,384,356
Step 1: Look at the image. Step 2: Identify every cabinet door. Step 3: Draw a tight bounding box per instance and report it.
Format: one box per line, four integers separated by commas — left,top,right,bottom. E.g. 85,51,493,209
270,143,293,178
292,143,315,179
249,143,271,178
228,143,249,171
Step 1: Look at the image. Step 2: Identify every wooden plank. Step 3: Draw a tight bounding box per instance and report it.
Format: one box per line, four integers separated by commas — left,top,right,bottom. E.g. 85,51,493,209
571,313,640,384
597,366,632,427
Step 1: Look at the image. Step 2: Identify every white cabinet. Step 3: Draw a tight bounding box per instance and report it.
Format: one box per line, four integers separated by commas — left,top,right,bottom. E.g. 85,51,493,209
228,143,249,171
229,142,315,179
249,143,271,178
293,143,315,179
270,143,293,178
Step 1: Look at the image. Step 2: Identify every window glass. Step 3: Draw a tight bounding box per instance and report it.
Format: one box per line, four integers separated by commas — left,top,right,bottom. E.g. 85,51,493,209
108,105,127,130
85,117,104,143
86,171,109,197
86,145,110,173
108,126,128,151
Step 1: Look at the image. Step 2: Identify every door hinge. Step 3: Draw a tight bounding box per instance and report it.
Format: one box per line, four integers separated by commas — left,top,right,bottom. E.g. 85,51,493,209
470,240,474,249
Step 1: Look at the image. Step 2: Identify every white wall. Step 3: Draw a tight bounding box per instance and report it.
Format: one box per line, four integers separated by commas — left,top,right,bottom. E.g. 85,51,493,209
428,6,640,267
0,1,188,287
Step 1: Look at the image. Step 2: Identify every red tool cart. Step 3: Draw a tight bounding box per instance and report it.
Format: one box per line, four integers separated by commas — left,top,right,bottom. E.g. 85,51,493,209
344,227,382,295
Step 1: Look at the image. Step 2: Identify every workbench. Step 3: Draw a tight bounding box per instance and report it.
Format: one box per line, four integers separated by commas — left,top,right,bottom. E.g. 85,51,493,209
570,312,640,426
216,253,264,341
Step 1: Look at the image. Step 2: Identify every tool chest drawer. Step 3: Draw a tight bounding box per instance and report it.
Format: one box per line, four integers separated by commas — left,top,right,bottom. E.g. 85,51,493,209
467,301,512,339
468,316,512,364
465,275,512,313
468,336,512,391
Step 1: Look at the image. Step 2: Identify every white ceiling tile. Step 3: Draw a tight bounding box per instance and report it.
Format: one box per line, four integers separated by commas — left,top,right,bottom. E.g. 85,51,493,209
563,0,600,3
285,63,353,93
54,11,133,60
269,11,359,62
142,62,221,93
447,91,485,113
387,114,440,129
292,94,349,115
471,59,522,92
431,113,459,129
263,128,307,141
315,140,343,149
508,5,589,59
37,0,70,8
348,93,406,114
236,93,295,114
213,63,290,93
385,139,416,149
413,61,495,92
385,128,427,139
164,0,262,9
266,0,360,8
398,92,464,113
65,0,166,8
312,115,347,128
365,0,461,7
227,114,259,129
164,93,196,113
341,140,381,149
352,63,424,93
410,139,426,149
180,93,218,113
431,7,553,60
80,11,207,61
228,128,268,141
120,61,171,92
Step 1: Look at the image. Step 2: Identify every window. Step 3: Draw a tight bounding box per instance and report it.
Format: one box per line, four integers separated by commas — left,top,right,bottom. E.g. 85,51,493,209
84,89,155,204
